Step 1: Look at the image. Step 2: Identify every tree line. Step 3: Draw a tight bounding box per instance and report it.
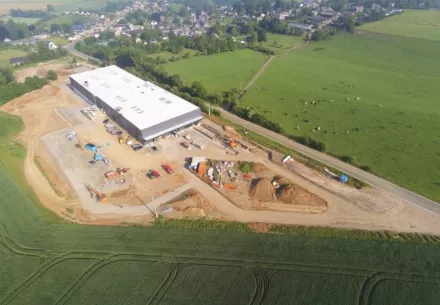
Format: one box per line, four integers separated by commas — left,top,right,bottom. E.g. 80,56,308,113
0,19,31,41
0,67,49,106
10,9,49,18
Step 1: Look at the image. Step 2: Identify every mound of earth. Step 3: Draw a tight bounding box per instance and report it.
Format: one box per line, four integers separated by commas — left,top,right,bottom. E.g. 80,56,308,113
273,175,290,187
251,163,267,173
249,178,275,202
278,184,327,207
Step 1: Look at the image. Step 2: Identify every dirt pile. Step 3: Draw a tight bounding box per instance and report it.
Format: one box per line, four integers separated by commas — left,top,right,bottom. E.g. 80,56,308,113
273,175,290,187
251,163,267,173
249,178,275,202
278,184,327,207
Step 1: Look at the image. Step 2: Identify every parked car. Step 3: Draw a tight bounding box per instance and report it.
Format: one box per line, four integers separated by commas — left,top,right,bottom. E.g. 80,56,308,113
162,164,173,174
115,130,123,136
66,131,76,140
132,144,143,151
103,119,109,124
151,146,158,151
147,169,160,179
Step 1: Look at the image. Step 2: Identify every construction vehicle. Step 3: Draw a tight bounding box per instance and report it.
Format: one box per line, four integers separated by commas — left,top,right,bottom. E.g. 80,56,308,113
229,131,237,148
118,135,125,144
162,164,173,174
86,185,107,202
105,168,129,179
148,169,160,179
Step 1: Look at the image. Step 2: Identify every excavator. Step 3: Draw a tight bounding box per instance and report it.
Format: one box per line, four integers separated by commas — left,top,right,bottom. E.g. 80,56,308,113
86,185,107,202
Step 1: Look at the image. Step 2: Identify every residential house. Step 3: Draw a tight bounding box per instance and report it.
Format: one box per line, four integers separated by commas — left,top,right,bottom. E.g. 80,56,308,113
353,6,364,13
10,56,28,66
288,22,313,31
46,41,58,50
72,24,86,33
306,15,325,25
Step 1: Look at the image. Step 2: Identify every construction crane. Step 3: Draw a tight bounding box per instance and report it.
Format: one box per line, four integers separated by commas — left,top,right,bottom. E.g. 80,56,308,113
86,185,107,202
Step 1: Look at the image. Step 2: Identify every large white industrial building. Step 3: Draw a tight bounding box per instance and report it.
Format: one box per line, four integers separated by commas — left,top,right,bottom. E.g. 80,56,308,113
69,65,203,144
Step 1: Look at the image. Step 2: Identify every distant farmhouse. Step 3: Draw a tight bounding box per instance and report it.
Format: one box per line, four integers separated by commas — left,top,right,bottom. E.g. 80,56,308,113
10,56,28,66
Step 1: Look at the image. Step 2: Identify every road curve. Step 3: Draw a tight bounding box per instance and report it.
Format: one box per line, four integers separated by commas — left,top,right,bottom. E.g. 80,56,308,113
215,107,440,215
67,41,102,65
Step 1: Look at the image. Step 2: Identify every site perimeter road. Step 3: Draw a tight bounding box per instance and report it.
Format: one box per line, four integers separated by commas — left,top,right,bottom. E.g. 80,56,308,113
214,107,440,216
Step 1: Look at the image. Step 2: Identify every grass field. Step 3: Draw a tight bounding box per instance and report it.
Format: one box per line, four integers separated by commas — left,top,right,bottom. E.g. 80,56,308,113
0,0,109,13
0,49,27,67
164,49,267,93
359,9,440,41
1,111,440,304
261,33,306,54
0,16,41,24
240,33,440,201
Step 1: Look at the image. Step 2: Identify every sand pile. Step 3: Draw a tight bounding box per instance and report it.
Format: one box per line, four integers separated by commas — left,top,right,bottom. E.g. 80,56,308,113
249,178,275,202
278,184,327,207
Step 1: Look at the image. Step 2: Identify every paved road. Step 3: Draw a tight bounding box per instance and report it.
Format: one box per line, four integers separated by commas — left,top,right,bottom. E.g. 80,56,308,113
215,107,440,215
67,41,102,65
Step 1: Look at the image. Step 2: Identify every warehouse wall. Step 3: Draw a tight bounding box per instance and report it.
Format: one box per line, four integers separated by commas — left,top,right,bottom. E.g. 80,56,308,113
141,108,202,141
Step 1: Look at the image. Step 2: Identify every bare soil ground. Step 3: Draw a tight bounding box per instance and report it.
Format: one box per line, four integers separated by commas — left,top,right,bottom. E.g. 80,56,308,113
160,188,225,220
3,62,440,234
197,160,328,214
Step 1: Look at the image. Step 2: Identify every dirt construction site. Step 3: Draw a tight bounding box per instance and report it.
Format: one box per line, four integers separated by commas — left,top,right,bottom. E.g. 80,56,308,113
3,61,440,234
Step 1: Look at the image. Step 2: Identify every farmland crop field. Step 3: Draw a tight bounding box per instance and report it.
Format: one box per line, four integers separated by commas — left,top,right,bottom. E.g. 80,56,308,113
164,49,267,93
240,33,440,201
0,0,109,13
359,9,440,41
1,112,440,304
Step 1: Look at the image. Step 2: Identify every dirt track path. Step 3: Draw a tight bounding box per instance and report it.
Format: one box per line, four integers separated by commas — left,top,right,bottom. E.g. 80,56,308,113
241,41,309,96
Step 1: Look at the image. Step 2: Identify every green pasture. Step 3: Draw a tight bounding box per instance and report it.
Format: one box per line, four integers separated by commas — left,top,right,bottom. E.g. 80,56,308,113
240,33,440,201
146,48,198,61
1,111,440,304
261,33,306,54
359,9,440,41
0,49,27,67
164,49,267,93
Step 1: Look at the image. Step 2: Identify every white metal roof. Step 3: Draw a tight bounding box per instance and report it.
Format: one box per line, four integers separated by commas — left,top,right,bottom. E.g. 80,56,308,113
70,65,201,131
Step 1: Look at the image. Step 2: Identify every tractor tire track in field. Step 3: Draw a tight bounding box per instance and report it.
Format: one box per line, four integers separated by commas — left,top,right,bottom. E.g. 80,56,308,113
147,261,179,305
357,272,440,305
249,267,276,305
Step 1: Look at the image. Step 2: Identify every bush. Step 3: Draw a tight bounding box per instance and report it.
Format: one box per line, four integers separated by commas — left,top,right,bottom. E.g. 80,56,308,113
339,155,356,164
46,70,57,81
238,161,252,173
